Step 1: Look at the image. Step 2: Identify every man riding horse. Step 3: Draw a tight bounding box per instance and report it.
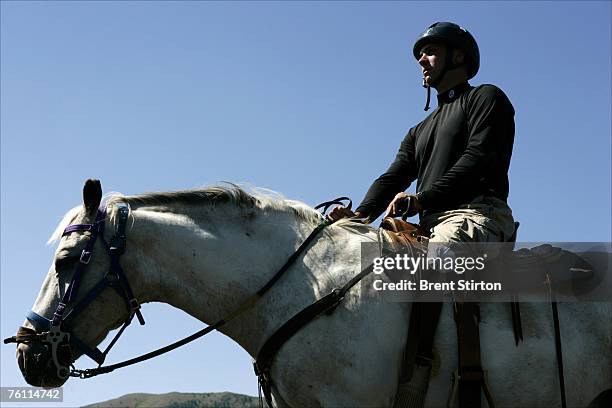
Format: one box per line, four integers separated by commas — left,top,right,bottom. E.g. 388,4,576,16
328,21,519,408
329,21,516,248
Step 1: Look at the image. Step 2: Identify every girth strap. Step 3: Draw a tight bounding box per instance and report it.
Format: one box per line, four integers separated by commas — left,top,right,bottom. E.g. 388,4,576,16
453,302,487,408
546,273,567,408
401,302,443,384
551,300,566,408
393,301,442,408
510,298,523,346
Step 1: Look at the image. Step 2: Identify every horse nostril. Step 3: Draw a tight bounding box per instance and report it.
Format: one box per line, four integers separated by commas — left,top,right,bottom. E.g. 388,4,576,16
17,347,25,374
16,343,48,382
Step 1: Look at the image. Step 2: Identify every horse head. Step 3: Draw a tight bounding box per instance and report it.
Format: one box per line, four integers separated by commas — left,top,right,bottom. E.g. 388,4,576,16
11,179,139,387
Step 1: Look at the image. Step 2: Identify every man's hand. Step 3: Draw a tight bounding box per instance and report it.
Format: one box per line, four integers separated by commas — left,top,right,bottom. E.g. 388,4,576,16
384,192,423,219
326,206,367,222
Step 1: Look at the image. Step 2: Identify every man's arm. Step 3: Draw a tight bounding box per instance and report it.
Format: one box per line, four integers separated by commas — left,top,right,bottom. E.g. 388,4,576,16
354,129,419,221
417,85,515,210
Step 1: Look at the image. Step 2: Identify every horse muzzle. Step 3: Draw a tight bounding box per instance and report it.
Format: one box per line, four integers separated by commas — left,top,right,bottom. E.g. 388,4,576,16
6,326,72,388
16,342,68,388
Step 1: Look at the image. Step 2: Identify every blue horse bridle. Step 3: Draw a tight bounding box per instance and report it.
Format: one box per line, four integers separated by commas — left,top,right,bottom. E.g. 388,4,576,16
5,203,145,379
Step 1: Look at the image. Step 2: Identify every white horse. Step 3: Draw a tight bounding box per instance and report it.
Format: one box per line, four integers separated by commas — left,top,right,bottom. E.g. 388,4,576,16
11,180,612,407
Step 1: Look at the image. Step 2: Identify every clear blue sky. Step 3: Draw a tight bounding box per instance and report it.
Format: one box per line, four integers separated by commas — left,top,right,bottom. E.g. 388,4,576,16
1,1,610,406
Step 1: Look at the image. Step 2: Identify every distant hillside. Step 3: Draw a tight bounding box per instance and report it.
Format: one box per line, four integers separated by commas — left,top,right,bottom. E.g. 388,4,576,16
83,392,260,408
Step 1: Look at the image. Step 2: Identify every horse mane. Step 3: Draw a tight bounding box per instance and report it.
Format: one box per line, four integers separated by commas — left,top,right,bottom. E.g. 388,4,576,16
105,185,256,209
47,184,381,247
48,185,326,244
107,184,323,222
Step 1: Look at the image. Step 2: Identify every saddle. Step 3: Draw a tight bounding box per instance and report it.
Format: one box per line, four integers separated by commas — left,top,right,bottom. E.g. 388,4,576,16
379,217,429,253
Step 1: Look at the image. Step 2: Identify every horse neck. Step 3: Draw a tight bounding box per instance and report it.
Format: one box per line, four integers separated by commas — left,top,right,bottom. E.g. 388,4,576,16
120,202,367,356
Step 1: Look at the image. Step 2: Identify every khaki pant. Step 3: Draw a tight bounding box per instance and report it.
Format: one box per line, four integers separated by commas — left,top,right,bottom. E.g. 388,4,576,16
420,196,516,260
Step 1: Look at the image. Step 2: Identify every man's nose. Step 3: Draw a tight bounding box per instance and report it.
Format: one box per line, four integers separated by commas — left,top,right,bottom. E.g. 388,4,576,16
418,53,429,67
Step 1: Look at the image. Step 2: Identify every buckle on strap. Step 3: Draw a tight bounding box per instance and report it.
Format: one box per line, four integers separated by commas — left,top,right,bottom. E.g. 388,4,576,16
129,299,145,325
80,250,93,264
129,298,141,312
109,203,130,255
52,303,67,326
459,366,484,382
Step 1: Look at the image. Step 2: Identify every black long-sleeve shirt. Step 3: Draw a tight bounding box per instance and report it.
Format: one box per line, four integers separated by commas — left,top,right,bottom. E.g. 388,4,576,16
356,82,515,219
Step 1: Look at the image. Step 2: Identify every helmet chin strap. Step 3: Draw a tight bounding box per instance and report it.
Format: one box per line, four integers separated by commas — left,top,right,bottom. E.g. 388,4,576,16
422,79,432,111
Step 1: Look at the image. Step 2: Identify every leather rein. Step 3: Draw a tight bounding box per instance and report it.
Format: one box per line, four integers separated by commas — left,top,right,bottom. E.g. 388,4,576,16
5,197,355,380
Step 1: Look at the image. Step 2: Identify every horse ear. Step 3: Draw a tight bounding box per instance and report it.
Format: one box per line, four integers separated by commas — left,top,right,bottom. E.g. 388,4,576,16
83,179,102,214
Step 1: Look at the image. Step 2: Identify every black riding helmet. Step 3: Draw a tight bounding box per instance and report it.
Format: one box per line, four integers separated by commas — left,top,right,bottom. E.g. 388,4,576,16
413,22,479,111
413,22,480,79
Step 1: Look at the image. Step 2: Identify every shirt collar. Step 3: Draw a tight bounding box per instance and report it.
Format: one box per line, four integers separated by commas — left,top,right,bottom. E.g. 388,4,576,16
437,82,471,106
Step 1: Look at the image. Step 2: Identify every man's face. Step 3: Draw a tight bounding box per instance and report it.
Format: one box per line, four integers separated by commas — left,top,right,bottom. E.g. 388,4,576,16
417,42,446,86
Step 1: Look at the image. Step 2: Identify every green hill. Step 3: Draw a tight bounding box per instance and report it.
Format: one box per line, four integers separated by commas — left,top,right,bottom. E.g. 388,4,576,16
83,391,260,408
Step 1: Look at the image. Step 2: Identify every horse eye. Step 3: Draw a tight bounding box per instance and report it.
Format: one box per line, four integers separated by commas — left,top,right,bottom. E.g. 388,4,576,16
55,256,78,271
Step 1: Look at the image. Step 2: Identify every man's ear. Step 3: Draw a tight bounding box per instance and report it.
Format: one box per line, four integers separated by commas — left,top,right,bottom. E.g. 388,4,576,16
454,49,465,65
83,179,102,215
